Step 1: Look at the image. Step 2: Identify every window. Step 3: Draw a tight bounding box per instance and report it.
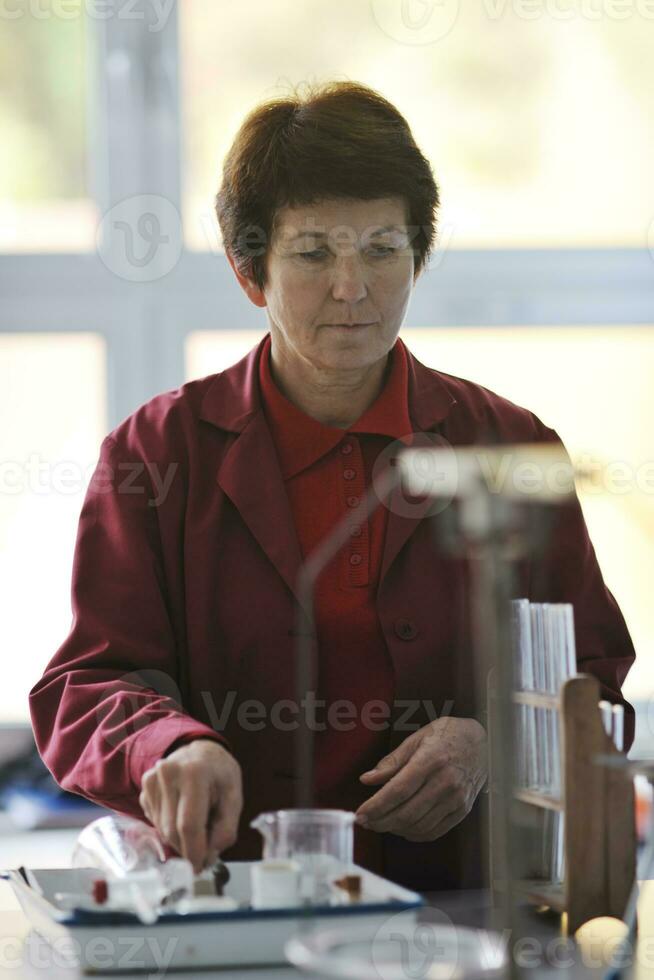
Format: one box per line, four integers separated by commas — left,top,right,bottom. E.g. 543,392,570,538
180,2,654,249
0,333,106,721
0,2,96,252
1,5,651,741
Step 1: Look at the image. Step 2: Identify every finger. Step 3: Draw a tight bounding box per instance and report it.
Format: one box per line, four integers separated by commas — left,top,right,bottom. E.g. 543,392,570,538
359,738,417,783
363,773,455,833
363,784,435,833
158,777,182,855
378,760,470,829
177,781,210,874
356,759,428,823
207,780,243,855
139,772,160,824
359,769,393,783
356,740,439,821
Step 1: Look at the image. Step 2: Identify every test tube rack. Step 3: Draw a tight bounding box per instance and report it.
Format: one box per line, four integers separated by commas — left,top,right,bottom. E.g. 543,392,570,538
488,673,636,935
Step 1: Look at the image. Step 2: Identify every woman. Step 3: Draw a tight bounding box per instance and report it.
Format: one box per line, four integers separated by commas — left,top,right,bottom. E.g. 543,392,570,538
29,81,635,892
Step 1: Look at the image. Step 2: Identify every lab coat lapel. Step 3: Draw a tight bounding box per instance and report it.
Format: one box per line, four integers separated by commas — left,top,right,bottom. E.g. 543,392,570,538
216,411,306,612
199,335,306,611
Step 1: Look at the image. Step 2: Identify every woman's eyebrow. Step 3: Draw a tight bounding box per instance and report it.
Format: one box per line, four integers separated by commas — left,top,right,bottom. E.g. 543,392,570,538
287,224,407,241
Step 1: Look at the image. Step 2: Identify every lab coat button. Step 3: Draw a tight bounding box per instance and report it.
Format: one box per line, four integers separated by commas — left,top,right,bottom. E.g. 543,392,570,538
395,619,418,640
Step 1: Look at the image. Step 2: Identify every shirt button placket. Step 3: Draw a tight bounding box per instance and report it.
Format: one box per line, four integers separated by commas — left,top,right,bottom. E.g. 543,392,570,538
341,436,367,586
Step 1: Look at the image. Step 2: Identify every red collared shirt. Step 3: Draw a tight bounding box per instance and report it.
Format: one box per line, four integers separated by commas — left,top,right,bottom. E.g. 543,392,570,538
259,334,414,872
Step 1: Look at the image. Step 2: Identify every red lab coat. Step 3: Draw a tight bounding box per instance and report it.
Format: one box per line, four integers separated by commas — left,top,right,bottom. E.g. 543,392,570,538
29,335,636,891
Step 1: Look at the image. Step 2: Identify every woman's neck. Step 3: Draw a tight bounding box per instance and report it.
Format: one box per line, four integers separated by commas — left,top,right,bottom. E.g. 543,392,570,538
269,341,390,429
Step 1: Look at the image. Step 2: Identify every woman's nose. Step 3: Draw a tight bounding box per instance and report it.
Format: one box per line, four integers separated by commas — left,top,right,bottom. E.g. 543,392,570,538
330,256,368,303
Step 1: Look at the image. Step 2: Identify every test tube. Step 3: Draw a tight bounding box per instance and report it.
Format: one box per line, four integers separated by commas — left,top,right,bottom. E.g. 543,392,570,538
599,700,613,738
612,704,624,752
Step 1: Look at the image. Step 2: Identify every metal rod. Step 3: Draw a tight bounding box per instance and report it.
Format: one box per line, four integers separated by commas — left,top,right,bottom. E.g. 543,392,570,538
293,466,400,810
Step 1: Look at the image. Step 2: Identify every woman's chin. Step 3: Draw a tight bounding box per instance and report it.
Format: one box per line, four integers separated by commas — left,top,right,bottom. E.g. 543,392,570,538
313,336,389,372
315,349,379,373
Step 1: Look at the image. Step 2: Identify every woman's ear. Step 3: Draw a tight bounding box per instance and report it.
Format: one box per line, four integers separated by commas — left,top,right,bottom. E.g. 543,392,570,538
225,249,267,308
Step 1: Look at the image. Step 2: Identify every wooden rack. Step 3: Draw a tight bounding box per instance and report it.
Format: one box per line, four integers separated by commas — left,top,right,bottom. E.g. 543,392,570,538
489,673,636,934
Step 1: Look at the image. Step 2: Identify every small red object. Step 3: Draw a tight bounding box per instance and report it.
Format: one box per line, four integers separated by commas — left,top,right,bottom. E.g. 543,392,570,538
92,879,108,904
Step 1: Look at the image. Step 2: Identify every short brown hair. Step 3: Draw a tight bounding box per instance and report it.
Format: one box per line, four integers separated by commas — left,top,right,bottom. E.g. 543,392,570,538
215,80,440,291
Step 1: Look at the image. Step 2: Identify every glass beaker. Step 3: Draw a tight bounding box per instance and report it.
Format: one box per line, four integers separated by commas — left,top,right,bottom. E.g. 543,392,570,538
250,809,355,904
71,815,194,921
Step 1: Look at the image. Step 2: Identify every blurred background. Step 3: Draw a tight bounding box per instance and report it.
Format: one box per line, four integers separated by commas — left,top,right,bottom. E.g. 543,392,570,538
0,0,653,803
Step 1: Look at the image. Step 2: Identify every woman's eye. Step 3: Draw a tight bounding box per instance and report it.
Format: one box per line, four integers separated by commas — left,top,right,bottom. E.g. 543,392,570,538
297,246,396,261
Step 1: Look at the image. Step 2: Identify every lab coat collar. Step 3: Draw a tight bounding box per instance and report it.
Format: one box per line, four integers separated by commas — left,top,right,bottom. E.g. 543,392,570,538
200,333,458,607
199,332,458,434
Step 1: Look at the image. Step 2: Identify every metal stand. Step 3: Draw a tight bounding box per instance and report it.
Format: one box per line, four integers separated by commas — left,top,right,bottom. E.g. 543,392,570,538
397,442,579,980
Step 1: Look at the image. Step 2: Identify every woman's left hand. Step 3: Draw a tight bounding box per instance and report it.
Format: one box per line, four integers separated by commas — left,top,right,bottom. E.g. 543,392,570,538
355,717,488,842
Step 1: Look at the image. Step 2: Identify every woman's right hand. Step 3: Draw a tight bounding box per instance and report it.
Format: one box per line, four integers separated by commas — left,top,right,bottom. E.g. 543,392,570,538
139,738,243,874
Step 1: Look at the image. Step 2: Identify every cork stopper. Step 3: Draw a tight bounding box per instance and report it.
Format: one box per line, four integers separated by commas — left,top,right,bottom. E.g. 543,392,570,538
332,874,362,900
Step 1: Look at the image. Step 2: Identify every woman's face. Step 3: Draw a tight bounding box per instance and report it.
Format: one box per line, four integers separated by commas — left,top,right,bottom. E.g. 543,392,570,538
247,196,420,373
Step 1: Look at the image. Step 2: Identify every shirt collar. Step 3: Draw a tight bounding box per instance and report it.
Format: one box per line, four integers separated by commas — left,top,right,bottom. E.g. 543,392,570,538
259,333,414,480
